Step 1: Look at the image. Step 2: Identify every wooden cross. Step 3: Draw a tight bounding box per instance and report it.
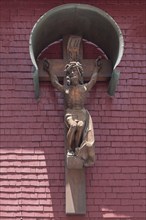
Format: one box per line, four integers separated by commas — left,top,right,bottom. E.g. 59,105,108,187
38,35,112,215
38,35,112,83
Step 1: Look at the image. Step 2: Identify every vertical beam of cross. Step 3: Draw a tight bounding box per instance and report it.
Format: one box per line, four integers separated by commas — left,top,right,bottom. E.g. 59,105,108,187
41,35,113,214
64,36,86,215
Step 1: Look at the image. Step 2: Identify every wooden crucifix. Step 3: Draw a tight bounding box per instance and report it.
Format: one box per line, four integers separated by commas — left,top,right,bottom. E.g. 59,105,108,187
38,36,112,82
42,35,112,215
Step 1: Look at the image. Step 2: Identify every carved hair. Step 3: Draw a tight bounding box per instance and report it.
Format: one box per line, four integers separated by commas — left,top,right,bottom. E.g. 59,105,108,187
64,61,84,85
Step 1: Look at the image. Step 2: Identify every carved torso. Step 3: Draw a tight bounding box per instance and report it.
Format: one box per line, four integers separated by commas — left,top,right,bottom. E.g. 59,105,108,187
64,85,87,109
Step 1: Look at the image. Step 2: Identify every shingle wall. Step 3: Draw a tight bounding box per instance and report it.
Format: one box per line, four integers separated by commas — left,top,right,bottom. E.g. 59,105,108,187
0,0,146,219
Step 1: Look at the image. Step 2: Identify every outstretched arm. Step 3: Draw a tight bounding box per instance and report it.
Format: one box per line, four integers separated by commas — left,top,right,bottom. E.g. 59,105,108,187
43,59,64,93
85,57,102,91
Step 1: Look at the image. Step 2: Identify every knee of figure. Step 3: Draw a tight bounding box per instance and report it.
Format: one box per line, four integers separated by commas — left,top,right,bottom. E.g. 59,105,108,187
77,121,84,128
70,123,77,130
86,142,93,148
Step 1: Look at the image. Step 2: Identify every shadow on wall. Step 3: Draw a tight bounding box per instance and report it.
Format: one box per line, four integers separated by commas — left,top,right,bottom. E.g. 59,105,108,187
1,146,141,220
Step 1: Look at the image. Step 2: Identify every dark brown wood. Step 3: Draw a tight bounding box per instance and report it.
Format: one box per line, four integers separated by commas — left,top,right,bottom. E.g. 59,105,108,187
63,36,86,215
64,35,83,61
40,35,112,215
38,58,112,82
66,168,86,215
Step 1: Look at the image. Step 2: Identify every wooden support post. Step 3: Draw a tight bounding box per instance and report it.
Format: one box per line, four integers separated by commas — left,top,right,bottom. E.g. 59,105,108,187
64,36,86,215
66,168,86,214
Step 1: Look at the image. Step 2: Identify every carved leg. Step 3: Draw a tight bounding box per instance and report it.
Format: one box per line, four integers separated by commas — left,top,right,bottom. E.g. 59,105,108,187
75,121,85,148
67,124,77,152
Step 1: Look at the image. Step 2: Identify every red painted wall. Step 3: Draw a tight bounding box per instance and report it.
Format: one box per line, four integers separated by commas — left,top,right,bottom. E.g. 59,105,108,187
0,0,146,219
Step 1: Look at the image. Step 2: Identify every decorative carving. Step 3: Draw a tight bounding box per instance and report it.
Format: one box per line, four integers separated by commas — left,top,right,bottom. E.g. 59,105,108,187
67,35,82,61
64,60,101,167
43,36,102,168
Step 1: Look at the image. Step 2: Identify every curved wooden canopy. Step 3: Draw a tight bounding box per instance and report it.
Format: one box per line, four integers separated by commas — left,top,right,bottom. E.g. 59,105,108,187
29,3,124,98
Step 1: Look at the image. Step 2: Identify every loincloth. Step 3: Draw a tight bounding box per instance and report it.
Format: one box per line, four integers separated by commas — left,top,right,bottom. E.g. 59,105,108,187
65,108,87,124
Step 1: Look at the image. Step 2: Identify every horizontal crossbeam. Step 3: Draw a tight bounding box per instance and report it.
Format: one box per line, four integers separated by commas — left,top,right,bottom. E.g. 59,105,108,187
38,58,112,82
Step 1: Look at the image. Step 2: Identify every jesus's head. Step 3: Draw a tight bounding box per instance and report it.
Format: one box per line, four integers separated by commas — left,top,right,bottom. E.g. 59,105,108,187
65,61,83,86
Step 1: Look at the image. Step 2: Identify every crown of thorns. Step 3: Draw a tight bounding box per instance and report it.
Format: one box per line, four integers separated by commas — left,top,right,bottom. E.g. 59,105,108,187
64,61,83,75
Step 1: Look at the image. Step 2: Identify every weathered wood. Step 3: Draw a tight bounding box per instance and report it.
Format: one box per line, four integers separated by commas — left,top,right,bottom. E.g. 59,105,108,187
38,58,112,82
64,35,83,61
66,168,86,215
66,155,84,169
64,35,86,215
39,35,112,215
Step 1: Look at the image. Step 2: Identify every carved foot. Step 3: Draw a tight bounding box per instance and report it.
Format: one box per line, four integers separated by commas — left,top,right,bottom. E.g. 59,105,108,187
67,150,75,156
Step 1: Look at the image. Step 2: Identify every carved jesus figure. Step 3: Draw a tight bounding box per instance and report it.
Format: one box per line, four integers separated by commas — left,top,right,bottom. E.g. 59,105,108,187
44,59,101,166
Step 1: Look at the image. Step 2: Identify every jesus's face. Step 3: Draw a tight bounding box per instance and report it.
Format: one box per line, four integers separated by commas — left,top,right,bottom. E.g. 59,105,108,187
70,67,79,86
